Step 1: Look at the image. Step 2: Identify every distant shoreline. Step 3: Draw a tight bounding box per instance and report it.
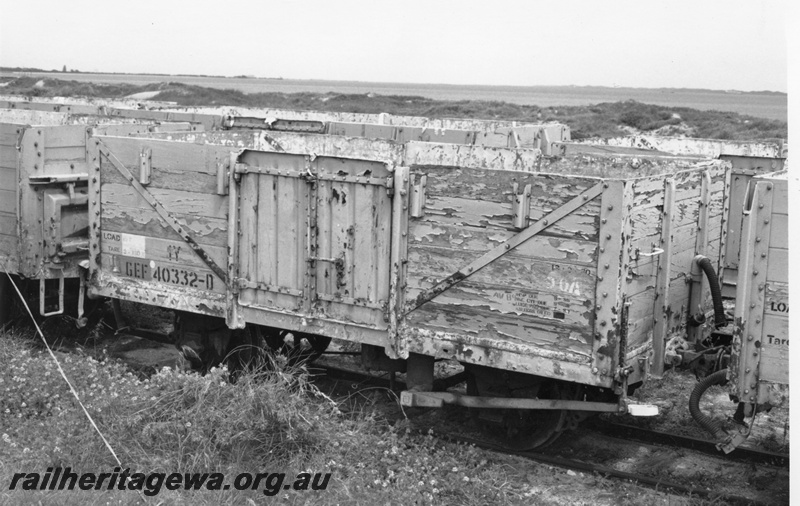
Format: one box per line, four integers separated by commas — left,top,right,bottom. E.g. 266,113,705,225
0,68,786,96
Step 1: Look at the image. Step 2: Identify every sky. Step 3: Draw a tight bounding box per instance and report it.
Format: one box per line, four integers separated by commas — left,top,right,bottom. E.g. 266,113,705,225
0,0,789,92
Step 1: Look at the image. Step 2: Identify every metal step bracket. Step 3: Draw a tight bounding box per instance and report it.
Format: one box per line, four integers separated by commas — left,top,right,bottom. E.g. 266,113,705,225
511,181,532,229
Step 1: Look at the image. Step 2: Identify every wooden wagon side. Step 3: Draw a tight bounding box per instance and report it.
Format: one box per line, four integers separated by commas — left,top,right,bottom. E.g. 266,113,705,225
87,135,240,317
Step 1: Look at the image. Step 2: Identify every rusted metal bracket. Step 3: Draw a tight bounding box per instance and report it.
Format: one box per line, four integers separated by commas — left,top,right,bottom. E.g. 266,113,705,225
409,174,427,218
139,147,151,185
98,142,228,283
511,182,532,229
404,181,605,315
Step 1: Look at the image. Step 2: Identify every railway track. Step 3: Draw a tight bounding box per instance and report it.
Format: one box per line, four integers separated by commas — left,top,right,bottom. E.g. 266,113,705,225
314,362,789,505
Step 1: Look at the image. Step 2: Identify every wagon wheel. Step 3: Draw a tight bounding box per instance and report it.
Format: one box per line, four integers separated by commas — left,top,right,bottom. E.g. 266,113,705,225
501,381,575,450
261,328,331,366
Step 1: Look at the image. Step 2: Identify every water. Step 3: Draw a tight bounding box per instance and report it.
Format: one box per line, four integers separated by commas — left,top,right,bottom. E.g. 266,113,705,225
11,72,788,122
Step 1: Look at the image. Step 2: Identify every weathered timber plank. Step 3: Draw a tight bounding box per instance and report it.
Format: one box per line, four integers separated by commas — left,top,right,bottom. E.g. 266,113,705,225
99,233,227,270
0,214,17,238
0,167,16,192
414,165,599,205
98,135,232,176
0,189,15,214
101,183,228,219
408,279,592,329
408,222,598,265
100,206,227,248
101,159,218,194
404,142,540,171
0,146,18,170
352,183,377,301
265,132,403,163
420,195,599,240
405,300,594,353
407,246,596,298
97,253,225,295
275,175,304,291
237,174,259,305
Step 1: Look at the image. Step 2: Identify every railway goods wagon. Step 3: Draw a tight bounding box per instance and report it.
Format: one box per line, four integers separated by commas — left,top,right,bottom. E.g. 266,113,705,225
729,171,788,410
0,111,202,318
85,130,733,447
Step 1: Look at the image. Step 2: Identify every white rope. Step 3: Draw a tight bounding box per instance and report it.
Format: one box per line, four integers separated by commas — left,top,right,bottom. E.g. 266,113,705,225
4,272,122,467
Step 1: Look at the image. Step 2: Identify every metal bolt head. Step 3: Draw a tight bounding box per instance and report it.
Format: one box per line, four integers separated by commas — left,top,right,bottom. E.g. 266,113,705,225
747,335,754,341
753,270,759,276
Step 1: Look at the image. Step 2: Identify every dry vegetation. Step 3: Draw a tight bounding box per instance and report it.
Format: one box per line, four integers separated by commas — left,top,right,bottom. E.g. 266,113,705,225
0,76,788,141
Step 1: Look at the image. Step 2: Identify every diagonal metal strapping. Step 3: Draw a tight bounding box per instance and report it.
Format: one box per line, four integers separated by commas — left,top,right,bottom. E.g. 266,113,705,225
403,181,605,315
98,143,228,283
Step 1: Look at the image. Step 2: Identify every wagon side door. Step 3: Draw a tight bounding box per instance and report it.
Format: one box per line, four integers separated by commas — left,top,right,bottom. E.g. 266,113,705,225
233,151,394,337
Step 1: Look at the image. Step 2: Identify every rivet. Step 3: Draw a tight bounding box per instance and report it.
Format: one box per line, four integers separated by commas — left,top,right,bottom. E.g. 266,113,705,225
583,195,588,200
604,264,609,269
755,237,761,242
601,219,607,224
37,152,41,157
750,303,756,309
758,204,764,209
603,183,609,189
607,205,613,210
753,270,759,276
751,383,757,389
745,368,751,373
600,247,605,253
592,367,599,374
505,244,510,250
755,318,761,324
600,321,607,327
603,292,608,298
467,267,473,272
598,276,603,281
595,334,601,340
761,253,767,258
744,389,749,394
747,335,753,341
34,142,38,147
749,396,755,401
606,234,611,240
542,219,548,225
753,351,758,356
401,232,406,237
764,219,769,225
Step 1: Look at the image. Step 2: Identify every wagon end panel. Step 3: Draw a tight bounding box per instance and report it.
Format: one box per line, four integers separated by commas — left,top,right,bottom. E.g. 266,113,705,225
89,135,235,317
399,166,610,387
0,123,20,273
14,125,90,282
232,150,394,346
629,161,729,378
